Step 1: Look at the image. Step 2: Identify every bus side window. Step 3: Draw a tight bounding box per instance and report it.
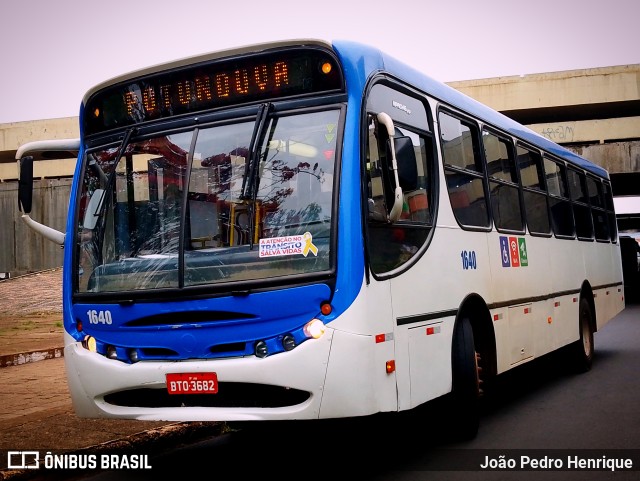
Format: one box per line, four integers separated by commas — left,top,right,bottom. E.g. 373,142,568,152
516,145,550,235
567,167,594,240
438,111,490,229
544,157,575,238
365,114,433,275
483,130,524,233
603,182,617,242
586,176,610,241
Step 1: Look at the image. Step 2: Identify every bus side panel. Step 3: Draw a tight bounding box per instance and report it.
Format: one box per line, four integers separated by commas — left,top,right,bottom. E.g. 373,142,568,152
389,226,492,409
595,242,625,328
320,278,398,417
406,317,455,409
487,232,553,372
319,329,397,418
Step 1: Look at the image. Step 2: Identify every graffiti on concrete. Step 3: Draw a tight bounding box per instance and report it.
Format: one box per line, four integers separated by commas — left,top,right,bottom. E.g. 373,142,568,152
540,125,575,142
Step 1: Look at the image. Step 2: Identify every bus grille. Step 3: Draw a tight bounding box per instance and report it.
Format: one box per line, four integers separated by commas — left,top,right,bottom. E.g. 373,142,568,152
103,382,310,408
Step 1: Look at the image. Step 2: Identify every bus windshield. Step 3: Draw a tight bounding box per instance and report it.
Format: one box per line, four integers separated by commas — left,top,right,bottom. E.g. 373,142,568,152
76,108,339,294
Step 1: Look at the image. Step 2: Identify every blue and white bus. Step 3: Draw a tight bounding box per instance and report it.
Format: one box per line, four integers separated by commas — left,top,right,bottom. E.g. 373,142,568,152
17,39,624,438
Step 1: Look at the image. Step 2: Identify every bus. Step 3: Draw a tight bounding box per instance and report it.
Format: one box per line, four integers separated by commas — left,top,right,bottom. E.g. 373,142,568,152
16,39,624,438
611,172,640,301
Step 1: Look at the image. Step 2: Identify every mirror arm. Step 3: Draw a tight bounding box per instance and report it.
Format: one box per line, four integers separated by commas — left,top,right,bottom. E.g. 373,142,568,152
377,112,404,222
21,214,65,247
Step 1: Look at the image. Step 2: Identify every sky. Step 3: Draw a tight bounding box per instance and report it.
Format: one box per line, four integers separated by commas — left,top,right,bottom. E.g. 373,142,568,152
1,0,639,124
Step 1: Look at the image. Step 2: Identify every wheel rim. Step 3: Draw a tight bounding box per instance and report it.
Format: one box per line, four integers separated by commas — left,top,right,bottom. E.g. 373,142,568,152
474,351,483,396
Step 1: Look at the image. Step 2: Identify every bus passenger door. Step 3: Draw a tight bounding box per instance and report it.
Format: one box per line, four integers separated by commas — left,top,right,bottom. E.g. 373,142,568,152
364,88,437,411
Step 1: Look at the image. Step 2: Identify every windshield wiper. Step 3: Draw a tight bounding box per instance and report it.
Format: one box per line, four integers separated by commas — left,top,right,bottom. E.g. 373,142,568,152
239,103,271,249
103,127,137,194
241,103,271,201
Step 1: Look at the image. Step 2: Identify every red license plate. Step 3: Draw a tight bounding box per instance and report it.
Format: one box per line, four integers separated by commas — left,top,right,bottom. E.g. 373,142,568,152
166,372,218,395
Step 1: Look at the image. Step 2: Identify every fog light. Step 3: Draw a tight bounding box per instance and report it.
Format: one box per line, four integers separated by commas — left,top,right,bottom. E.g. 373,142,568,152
127,349,139,363
282,334,296,351
82,335,96,352
303,319,326,339
106,345,118,360
255,340,268,358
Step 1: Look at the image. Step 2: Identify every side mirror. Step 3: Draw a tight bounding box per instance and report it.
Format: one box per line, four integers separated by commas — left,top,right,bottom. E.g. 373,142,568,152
83,188,105,230
389,136,418,192
18,156,34,214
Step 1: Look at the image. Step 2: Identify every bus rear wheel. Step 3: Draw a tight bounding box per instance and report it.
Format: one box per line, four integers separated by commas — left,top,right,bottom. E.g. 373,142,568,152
450,316,480,440
567,297,594,373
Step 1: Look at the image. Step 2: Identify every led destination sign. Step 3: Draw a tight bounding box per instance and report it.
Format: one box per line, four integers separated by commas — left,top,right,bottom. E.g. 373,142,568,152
85,48,344,135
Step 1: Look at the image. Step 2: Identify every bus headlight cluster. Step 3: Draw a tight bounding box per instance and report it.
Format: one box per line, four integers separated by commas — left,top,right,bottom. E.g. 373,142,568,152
255,340,269,358
282,334,296,351
106,345,118,360
253,319,327,359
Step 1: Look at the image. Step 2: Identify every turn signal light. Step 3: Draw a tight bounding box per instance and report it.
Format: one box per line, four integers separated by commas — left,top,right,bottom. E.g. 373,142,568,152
320,302,332,316
386,360,396,374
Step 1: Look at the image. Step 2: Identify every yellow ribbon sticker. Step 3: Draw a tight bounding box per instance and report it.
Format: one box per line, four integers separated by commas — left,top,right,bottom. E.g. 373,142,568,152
302,232,318,257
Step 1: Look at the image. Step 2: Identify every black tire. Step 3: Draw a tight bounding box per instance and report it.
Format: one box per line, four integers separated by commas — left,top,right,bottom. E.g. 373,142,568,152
567,297,594,373
449,316,480,440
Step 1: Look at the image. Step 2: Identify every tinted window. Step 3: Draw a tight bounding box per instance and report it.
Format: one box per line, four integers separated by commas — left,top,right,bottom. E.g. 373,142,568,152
484,131,523,232
567,168,593,240
587,176,610,241
603,182,618,242
439,111,489,228
517,145,550,235
366,85,435,275
544,157,574,238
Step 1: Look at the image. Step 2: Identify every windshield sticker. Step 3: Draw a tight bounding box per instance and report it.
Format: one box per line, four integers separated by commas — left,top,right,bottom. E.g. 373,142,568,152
259,232,318,258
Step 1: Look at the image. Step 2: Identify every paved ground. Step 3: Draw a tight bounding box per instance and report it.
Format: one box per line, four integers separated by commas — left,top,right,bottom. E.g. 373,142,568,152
0,269,221,480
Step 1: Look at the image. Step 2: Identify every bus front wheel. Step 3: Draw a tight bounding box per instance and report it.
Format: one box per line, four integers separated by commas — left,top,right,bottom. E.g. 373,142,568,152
450,316,480,440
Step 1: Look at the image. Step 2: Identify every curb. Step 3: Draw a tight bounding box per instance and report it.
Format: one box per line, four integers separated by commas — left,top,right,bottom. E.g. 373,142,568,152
0,348,63,368
0,421,225,480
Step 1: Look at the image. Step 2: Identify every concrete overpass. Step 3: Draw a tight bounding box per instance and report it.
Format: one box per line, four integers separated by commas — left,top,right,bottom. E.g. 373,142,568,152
448,64,640,174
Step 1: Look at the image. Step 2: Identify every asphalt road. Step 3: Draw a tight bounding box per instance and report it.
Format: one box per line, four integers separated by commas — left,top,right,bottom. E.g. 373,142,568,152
62,304,640,481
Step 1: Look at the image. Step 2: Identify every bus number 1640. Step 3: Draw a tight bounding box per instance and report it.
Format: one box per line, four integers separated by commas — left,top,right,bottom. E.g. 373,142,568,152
461,250,477,270
87,310,113,325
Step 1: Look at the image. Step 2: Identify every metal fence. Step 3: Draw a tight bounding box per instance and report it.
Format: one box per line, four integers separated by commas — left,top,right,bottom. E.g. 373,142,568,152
0,179,71,276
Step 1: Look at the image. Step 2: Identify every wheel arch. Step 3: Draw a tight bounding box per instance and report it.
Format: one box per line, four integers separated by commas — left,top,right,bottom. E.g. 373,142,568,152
580,280,597,333
453,293,497,380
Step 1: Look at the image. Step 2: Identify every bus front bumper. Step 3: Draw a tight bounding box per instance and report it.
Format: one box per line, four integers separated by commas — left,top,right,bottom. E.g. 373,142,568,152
63,330,334,421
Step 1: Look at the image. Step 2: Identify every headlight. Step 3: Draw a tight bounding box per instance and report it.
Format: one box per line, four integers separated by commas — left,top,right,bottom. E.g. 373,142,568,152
254,340,268,358
82,335,97,352
303,319,326,339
